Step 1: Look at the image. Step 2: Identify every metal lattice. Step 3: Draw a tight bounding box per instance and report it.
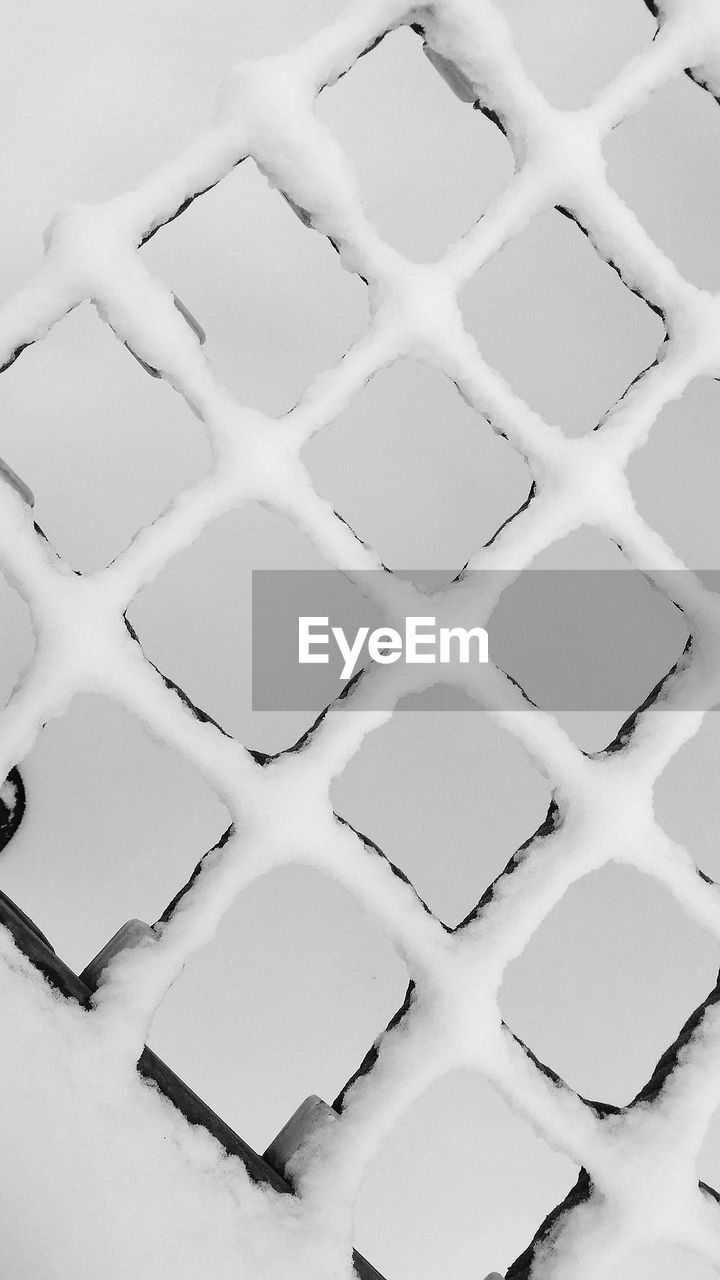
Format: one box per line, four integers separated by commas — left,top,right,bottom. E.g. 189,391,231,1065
2,0,720,1276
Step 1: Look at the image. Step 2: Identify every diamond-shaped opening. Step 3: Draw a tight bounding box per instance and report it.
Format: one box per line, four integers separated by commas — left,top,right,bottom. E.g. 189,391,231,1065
0,568,34,713
499,0,655,110
315,26,514,262
330,705,550,927
0,305,211,571
459,209,663,435
499,863,720,1107
628,379,720,570
140,159,367,416
354,1069,578,1280
605,1243,719,1280
654,713,720,883
302,360,532,574
128,502,347,757
489,526,689,753
0,693,229,973
605,75,720,291
147,862,407,1152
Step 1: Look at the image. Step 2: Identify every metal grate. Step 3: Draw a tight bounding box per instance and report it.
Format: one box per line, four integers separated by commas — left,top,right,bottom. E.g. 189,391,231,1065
1,0,720,1275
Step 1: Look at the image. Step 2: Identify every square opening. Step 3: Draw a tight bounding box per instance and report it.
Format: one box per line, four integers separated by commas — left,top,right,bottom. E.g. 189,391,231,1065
0,693,229,973
459,210,663,436
605,75,720,291
653,712,720,884
354,1069,578,1280
316,26,513,262
627,379,720,570
141,160,368,416
499,0,655,110
488,527,689,753
127,503,342,757
302,359,532,574
0,306,211,571
500,863,720,1108
330,706,550,928
147,862,407,1152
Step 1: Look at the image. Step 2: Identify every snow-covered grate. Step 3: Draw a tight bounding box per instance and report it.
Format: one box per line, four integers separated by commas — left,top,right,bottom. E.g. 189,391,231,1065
2,0,720,1276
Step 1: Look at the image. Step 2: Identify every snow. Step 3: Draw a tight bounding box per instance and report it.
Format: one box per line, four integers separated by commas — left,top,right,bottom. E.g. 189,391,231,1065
0,929,357,1280
0,0,719,1276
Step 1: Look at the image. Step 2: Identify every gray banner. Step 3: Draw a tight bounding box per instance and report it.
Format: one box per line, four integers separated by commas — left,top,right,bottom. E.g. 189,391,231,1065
251,569,711,713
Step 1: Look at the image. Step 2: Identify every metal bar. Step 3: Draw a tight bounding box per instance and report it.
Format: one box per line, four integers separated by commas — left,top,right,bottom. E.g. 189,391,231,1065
264,1094,338,1181
422,44,478,103
0,457,34,508
79,918,158,990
